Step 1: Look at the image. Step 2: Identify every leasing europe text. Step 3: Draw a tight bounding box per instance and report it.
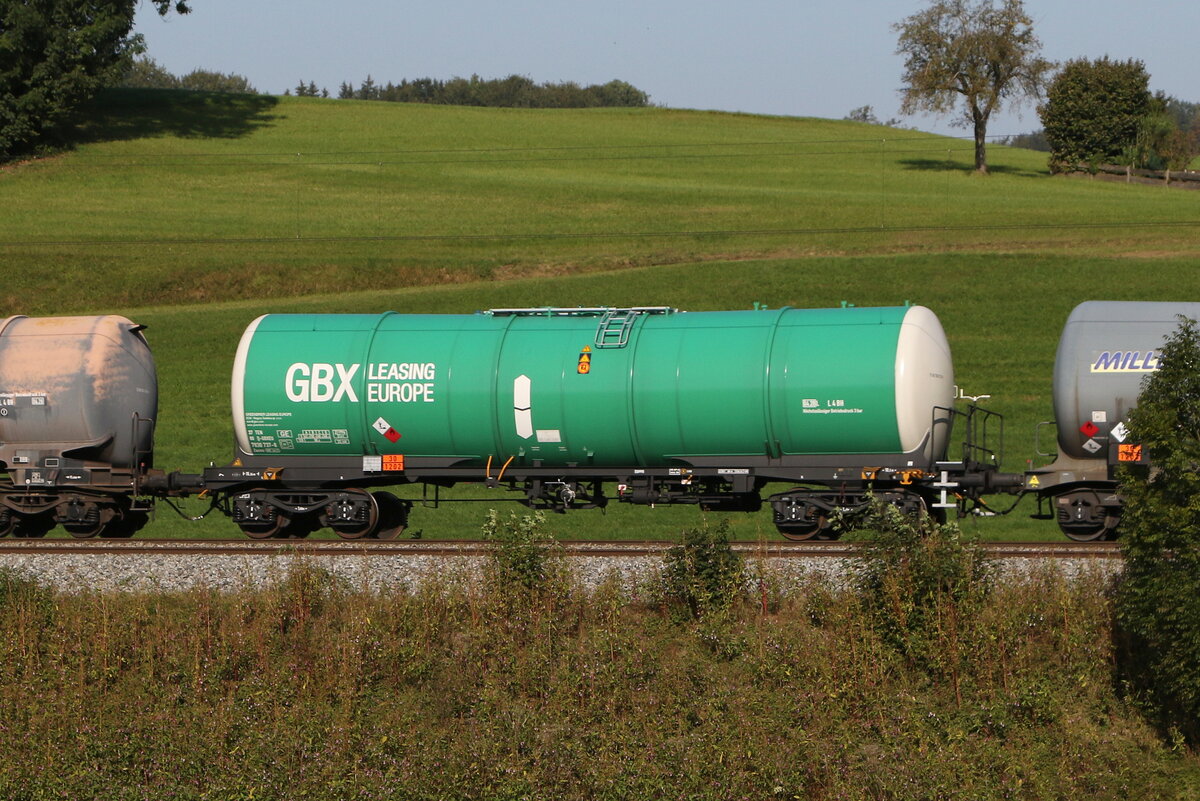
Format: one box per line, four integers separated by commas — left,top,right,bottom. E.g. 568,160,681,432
285,362,437,403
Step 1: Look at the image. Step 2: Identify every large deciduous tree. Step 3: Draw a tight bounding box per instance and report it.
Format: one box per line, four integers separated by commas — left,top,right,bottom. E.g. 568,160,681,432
0,0,188,161
894,0,1052,174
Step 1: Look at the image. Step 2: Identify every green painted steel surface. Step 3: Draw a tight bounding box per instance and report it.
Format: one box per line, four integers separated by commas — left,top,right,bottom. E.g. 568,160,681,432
233,306,945,467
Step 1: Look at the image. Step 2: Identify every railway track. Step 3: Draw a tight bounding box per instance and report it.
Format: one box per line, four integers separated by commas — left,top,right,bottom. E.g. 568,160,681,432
0,538,1124,559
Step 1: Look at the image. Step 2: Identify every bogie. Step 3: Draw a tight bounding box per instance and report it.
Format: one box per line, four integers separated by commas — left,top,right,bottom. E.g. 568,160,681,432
57,497,118,539
321,490,379,539
769,488,932,541
1055,490,1122,542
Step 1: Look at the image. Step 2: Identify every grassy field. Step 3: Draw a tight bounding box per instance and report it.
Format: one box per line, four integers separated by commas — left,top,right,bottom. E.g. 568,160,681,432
4,90,1197,315
3,89,1199,540
1,559,1197,799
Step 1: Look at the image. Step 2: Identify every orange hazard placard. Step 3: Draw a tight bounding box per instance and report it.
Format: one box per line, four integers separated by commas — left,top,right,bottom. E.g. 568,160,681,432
382,454,405,471
1117,444,1143,463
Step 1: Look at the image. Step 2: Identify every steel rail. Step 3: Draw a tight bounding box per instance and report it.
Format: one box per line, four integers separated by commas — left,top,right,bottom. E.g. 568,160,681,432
0,539,1123,558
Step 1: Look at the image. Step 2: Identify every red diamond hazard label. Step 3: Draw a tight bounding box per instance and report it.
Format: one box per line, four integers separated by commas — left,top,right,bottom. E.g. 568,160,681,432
373,417,401,442
1080,421,1099,438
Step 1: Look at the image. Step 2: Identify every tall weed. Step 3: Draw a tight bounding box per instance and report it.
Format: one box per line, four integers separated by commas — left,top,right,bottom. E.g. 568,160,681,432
853,498,995,701
481,508,558,592
659,519,744,621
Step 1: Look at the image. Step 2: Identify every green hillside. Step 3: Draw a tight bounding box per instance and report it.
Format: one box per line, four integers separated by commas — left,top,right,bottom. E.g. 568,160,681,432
3,89,1199,539
4,89,1197,314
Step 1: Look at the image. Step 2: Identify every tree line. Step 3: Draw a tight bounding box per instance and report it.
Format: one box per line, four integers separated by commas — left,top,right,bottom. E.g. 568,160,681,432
119,57,257,95
295,74,650,109
0,0,646,163
119,61,651,110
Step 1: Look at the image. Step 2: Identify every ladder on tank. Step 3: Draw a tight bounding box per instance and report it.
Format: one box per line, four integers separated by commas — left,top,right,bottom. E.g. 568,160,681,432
594,309,641,349
484,306,676,350
129,413,156,509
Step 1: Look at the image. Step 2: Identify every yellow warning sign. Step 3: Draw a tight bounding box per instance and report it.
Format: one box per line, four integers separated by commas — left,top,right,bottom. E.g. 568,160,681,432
1027,475,1040,488
577,352,592,374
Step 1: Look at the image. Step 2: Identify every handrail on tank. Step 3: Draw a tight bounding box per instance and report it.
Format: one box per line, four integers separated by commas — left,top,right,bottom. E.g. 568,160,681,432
1033,420,1058,461
483,306,677,317
962,404,1004,470
929,404,956,471
129,412,156,507
0,316,28,337
932,402,1005,471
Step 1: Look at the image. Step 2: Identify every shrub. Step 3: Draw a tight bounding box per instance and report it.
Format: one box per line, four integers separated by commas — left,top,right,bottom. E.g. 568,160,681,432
119,57,258,94
1116,316,1200,740
481,508,555,591
853,498,995,694
272,562,342,627
659,520,744,620
1040,57,1153,173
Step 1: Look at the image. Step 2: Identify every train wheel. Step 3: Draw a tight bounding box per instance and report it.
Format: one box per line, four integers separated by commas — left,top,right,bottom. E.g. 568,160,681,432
779,525,840,541
370,491,410,540
1056,492,1119,542
771,493,838,541
323,491,379,540
234,495,283,539
239,516,284,539
1061,518,1113,542
0,508,14,538
776,520,826,541
104,510,149,539
13,513,55,539
64,521,104,538
61,501,111,539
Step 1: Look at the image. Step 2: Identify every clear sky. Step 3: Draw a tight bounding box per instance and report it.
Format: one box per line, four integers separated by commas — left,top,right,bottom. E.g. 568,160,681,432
133,0,1199,138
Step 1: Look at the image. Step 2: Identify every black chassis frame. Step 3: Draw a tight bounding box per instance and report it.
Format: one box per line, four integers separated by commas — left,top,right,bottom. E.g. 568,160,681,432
0,458,146,514
0,461,155,536
201,447,990,523
199,404,1012,533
